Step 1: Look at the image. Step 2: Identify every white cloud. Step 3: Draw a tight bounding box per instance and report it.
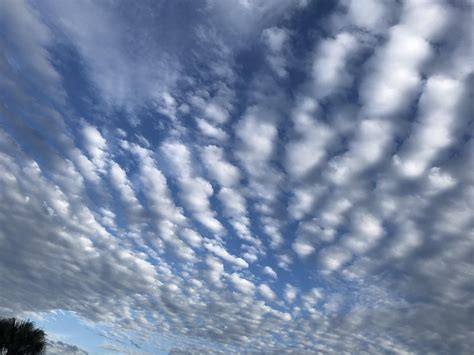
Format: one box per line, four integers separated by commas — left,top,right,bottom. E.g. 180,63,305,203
262,266,277,279
288,185,325,221
312,32,358,97
262,27,291,77
292,239,315,259
427,167,457,193
70,148,100,183
292,220,326,259
162,141,224,234
236,110,278,172
343,212,385,254
401,0,452,42
109,162,143,216
284,284,297,303
204,241,249,268
285,101,333,179
319,246,352,272
82,124,108,172
394,75,464,178
229,273,255,295
201,146,240,187
196,118,229,141
203,102,229,124
206,256,225,286
327,119,393,184
181,228,203,248
346,0,393,32
258,284,276,301
360,24,432,117
201,146,256,244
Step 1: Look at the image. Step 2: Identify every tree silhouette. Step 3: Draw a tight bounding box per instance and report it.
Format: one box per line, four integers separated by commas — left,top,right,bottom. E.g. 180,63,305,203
0,318,46,355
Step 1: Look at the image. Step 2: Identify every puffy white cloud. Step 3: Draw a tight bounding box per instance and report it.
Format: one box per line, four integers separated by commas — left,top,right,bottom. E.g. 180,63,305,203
180,228,203,248
236,111,278,171
206,256,225,286
343,212,385,254
345,0,394,32
229,273,255,295
203,102,229,124
327,119,393,184
201,146,240,187
70,148,100,183
292,220,326,259
285,97,334,179
394,75,464,178
262,27,291,77
284,284,297,304
258,284,276,301
262,266,277,279
132,144,185,226
359,24,432,117
204,241,249,268
162,141,224,234
109,162,144,222
218,187,246,216
82,124,108,172
401,0,452,42
201,146,256,244
312,32,358,97
292,239,315,259
426,167,457,193
319,246,352,272
196,118,229,141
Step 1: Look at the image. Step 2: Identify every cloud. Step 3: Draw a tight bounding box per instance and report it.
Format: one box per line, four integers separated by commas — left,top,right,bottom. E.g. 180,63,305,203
82,124,108,172
1,0,473,353
326,119,393,184
394,75,465,178
359,24,432,117
229,273,255,295
285,98,333,179
47,340,88,355
201,146,240,187
344,0,395,32
283,284,297,304
312,32,358,97
262,27,292,78
319,246,353,273
262,266,277,279
195,118,229,141
161,141,224,235
236,110,278,171
204,241,249,268
258,284,276,301
201,145,257,245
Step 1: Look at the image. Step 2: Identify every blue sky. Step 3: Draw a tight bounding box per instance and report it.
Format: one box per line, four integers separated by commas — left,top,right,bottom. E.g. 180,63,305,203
0,0,473,353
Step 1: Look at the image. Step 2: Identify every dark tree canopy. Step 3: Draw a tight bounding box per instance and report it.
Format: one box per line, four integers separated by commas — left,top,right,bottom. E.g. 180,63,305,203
0,318,46,355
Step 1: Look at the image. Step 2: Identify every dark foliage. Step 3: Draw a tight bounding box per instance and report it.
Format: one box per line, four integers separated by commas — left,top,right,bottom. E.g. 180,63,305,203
0,318,46,355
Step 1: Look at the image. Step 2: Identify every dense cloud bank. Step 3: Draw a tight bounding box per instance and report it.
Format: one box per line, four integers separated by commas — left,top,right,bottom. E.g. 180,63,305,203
0,0,473,353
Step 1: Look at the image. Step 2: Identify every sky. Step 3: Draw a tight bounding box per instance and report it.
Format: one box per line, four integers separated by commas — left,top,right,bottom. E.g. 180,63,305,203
0,0,473,354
